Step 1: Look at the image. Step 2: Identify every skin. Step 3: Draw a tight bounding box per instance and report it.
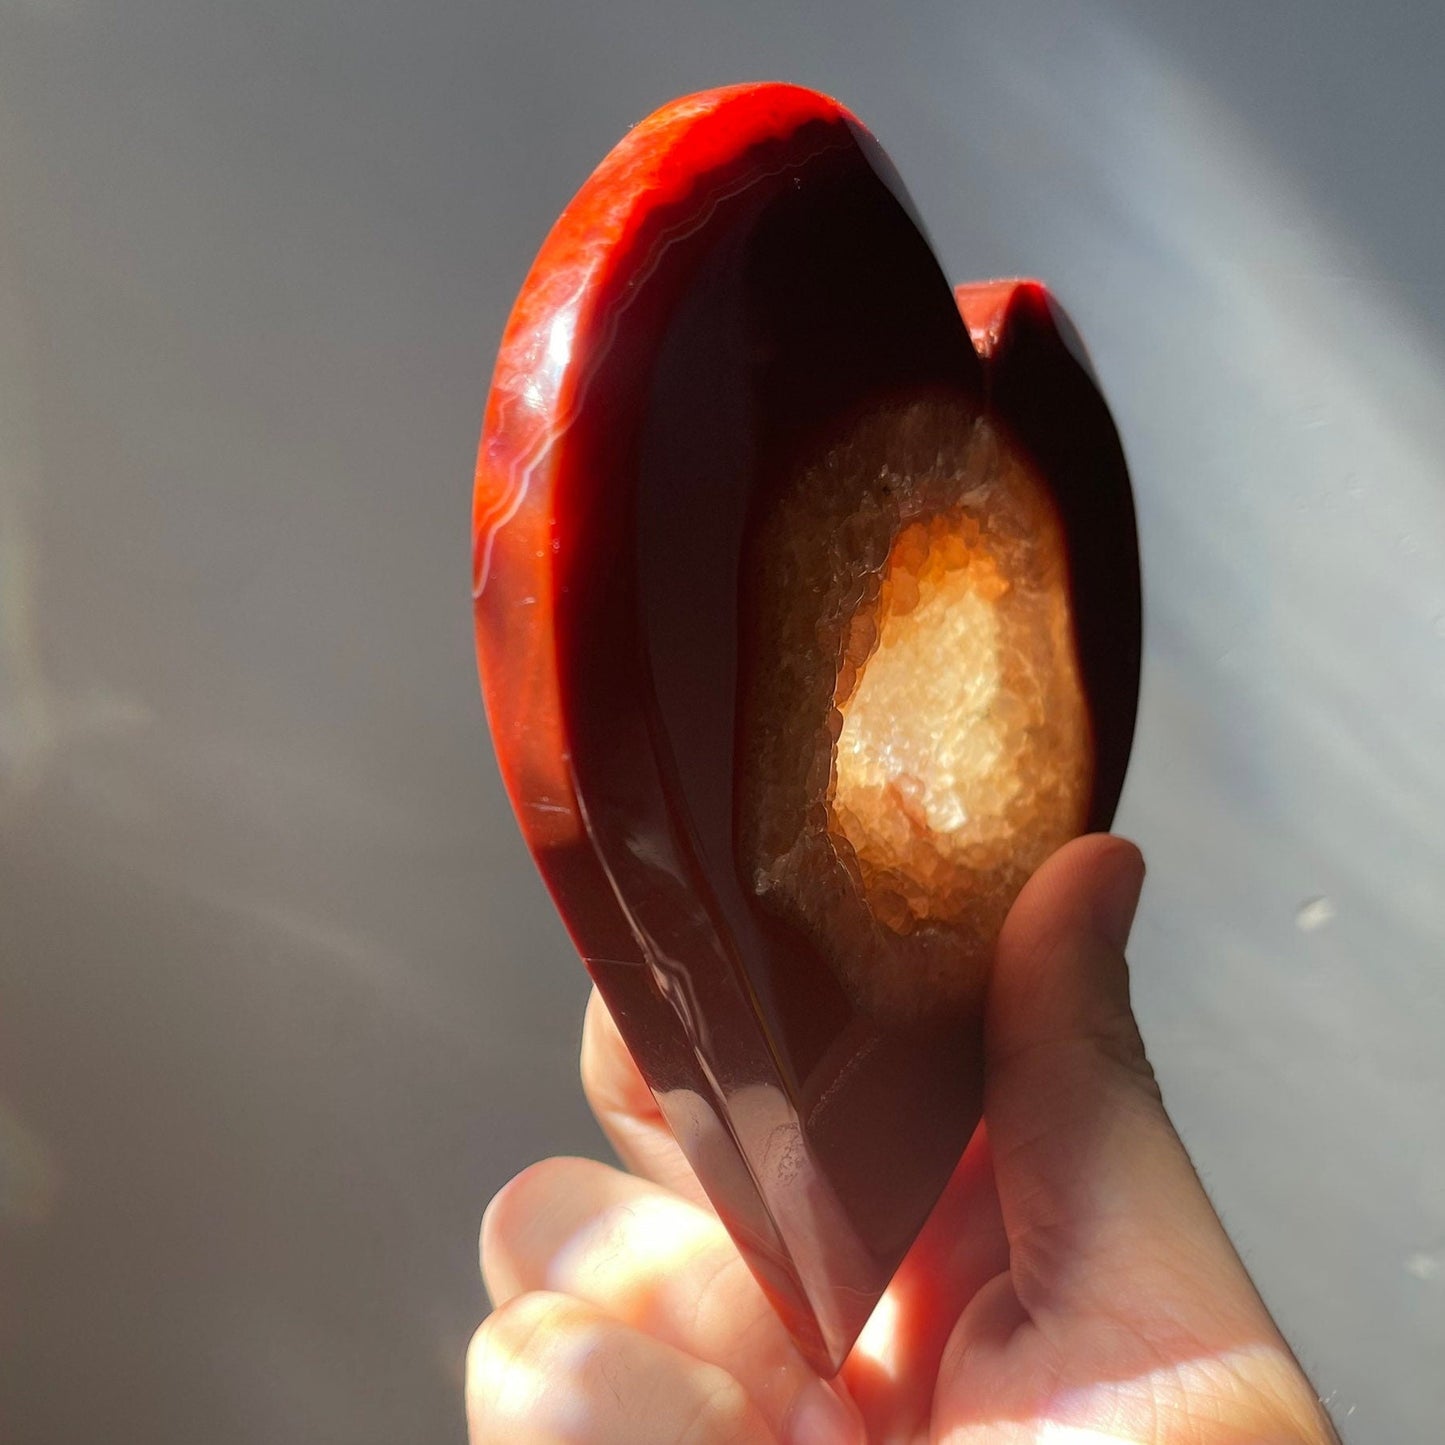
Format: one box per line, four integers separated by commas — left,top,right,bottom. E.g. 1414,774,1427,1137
467,835,1342,1444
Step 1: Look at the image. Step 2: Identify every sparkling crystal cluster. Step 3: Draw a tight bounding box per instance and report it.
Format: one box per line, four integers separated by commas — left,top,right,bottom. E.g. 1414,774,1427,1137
741,394,1090,1021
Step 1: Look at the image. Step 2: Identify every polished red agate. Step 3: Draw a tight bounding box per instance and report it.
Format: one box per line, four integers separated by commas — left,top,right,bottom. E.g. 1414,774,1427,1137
472,84,1139,1374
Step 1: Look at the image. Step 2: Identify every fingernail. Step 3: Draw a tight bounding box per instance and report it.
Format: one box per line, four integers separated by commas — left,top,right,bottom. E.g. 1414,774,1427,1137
1093,844,1145,953
786,1379,861,1445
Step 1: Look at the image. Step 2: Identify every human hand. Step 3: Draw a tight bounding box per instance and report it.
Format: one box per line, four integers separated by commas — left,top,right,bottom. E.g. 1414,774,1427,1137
467,835,1341,1443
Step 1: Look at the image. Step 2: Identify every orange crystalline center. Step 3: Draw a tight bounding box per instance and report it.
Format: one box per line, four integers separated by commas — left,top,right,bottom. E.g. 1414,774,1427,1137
741,396,1092,1022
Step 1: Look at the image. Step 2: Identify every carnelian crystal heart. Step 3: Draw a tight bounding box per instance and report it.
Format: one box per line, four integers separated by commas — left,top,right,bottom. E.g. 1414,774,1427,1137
472,84,1140,1374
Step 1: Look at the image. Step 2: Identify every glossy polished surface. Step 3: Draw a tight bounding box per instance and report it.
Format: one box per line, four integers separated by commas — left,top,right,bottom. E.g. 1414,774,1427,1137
473,84,1137,1370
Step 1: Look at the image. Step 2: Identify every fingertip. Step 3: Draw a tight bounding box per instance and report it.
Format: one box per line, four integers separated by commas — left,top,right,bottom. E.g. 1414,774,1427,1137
1036,832,1144,898
1090,836,1146,954
1000,833,1145,958
480,1157,558,1305
482,1156,619,1306
580,987,655,1121
989,833,1150,1079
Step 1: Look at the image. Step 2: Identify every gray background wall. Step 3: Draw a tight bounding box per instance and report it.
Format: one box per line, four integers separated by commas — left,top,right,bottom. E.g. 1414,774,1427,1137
2,2,1442,1440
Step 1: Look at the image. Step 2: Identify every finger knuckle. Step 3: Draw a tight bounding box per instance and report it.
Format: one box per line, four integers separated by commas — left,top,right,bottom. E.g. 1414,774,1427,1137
675,1367,758,1445
1088,1018,1163,1102
466,1293,578,1437
471,1291,568,1370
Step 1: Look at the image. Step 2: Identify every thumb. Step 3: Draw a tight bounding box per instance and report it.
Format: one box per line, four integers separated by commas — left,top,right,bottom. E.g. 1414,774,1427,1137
983,834,1244,1318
